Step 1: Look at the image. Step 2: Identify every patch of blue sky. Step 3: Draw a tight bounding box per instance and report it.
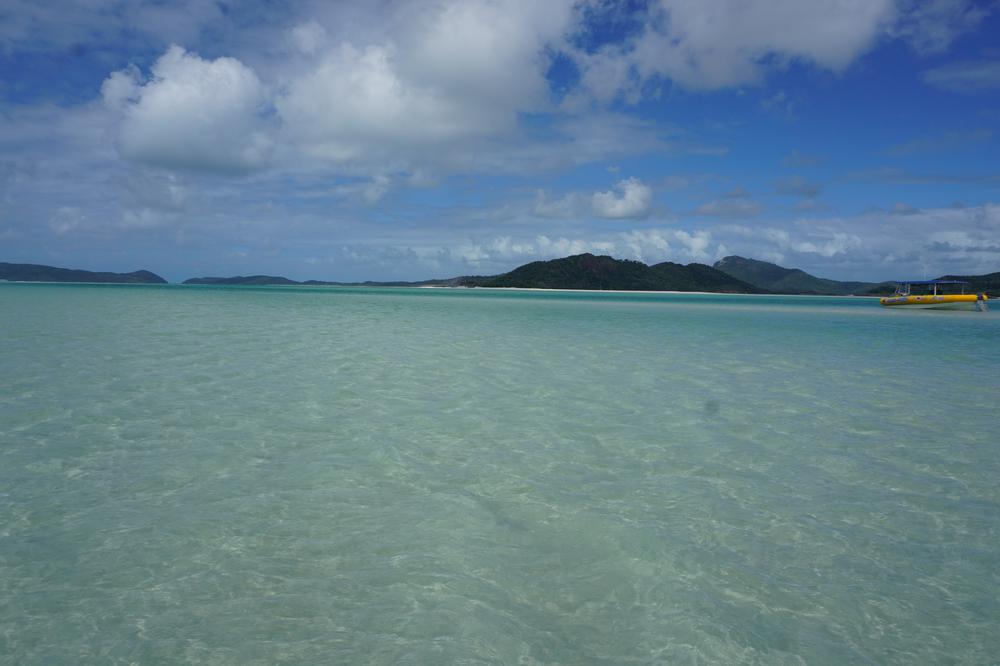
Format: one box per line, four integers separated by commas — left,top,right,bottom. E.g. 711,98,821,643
570,0,650,54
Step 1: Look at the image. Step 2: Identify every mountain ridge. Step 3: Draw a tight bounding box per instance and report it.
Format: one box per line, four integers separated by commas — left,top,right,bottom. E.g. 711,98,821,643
713,256,885,295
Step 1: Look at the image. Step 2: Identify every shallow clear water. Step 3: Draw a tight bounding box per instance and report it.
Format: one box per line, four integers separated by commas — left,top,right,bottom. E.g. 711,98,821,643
1,283,998,664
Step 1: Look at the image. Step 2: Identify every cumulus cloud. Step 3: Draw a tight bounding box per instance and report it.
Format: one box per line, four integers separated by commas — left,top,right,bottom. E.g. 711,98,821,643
396,0,571,109
276,0,572,170
289,20,328,55
574,0,896,96
447,227,726,271
277,42,496,162
715,203,1000,277
592,177,652,219
618,229,715,262
103,45,272,173
88,0,992,181
101,65,142,110
673,229,713,260
620,229,672,262
450,234,616,268
571,0,996,101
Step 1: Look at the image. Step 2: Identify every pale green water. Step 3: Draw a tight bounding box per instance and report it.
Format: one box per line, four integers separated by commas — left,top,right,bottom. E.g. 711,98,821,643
1,283,998,665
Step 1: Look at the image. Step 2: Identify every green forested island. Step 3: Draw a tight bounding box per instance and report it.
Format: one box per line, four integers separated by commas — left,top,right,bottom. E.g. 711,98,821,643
712,256,887,295
0,263,166,284
470,253,761,292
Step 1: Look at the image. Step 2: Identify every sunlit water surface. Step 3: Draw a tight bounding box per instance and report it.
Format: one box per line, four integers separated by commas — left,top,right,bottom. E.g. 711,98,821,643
1,284,998,664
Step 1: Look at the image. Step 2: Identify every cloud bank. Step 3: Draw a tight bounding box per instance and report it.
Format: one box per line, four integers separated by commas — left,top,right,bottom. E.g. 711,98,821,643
93,0,997,179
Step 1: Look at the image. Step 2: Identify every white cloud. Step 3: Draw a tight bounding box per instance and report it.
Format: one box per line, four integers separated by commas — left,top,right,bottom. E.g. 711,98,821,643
592,177,652,219
620,229,671,262
276,0,573,171
277,42,495,163
696,190,761,218
673,229,713,260
569,0,994,101
922,59,1000,92
619,229,713,263
363,175,391,204
533,190,585,218
289,20,328,55
576,0,896,96
576,48,640,104
889,0,995,54
450,234,616,269
104,45,272,173
100,65,142,110
714,203,1000,277
536,235,615,258
396,0,571,110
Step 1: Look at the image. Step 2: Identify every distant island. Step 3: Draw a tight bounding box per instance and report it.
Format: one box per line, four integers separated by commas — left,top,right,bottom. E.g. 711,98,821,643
0,262,166,284
182,275,479,287
710,257,999,297
469,253,763,292
712,256,888,295
183,255,761,292
5,256,998,296
935,271,1000,297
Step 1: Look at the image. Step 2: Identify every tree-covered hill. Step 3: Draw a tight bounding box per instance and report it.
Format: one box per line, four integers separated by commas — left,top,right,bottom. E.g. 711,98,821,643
713,256,882,295
478,253,763,292
0,263,166,284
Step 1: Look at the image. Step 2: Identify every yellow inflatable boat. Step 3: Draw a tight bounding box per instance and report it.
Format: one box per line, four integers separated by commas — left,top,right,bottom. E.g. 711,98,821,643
880,280,988,311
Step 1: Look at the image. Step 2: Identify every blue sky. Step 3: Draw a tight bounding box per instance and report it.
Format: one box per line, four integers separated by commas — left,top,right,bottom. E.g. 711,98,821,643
1,0,998,282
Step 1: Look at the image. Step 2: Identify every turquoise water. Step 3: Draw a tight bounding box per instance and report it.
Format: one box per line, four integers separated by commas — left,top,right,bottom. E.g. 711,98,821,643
1,283,998,665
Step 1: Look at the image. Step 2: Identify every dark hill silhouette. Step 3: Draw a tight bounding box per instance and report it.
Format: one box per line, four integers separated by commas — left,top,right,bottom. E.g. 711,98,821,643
932,271,1000,297
0,262,166,284
478,253,763,292
182,275,301,285
713,256,884,295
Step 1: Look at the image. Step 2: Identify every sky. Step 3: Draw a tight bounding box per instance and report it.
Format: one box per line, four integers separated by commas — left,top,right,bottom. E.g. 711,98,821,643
1,0,999,283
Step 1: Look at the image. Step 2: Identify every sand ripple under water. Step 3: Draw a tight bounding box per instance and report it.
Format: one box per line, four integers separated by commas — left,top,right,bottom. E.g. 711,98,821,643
1,284,998,664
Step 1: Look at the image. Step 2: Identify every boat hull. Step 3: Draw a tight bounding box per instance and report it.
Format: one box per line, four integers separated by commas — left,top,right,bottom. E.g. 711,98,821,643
879,294,987,310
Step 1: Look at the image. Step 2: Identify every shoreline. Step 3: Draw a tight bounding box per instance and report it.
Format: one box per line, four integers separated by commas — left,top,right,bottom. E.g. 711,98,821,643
424,285,882,298
0,280,884,297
